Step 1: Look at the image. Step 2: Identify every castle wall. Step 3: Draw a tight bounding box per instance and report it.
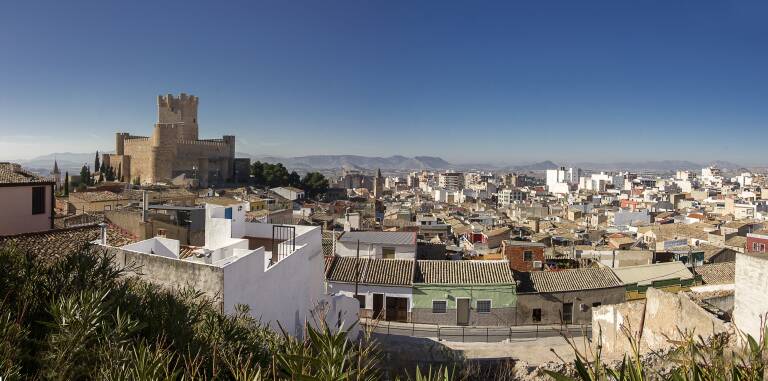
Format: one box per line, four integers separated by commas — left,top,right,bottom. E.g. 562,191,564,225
111,94,234,186
123,137,151,183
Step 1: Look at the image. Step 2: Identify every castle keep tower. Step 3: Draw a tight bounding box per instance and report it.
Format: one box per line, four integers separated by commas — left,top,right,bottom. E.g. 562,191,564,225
103,93,235,187
158,93,199,140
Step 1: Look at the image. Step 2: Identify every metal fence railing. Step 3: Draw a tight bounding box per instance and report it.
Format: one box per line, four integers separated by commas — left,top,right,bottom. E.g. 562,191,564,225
362,320,591,343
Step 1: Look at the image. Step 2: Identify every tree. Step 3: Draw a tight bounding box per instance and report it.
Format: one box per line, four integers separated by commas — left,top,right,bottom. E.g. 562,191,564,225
288,171,301,187
105,166,115,182
301,172,329,199
64,172,69,196
264,163,289,187
98,172,104,183
94,151,100,174
251,161,265,186
116,164,122,182
79,165,91,187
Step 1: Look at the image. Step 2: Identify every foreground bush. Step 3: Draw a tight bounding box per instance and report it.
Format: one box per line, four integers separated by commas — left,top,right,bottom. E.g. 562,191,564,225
0,243,379,380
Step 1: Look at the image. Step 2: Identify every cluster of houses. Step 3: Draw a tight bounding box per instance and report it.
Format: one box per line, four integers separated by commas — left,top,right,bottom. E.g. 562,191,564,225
1,159,767,340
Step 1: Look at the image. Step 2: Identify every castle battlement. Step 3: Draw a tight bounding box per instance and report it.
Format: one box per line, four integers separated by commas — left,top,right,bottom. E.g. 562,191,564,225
157,93,198,108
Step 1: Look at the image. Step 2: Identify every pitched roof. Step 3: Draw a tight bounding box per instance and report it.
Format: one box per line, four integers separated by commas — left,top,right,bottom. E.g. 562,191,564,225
325,257,414,286
69,191,125,202
694,262,735,285
338,231,416,245
518,268,623,293
0,162,52,185
415,260,515,284
611,261,693,286
0,224,137,262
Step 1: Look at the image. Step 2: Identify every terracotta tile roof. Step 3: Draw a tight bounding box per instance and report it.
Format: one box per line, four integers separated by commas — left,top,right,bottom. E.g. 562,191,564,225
0,224,137,261
519,268,623,293
69,191,125,202
415,260,514,284
694,262,735,285
0,162,52,185
326,257,414,286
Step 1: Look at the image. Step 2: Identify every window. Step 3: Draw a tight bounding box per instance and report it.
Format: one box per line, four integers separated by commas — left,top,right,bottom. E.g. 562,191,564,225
524,250,533,261
592,302,602,308
477,300,491,314
355,295,366,309
382,247,395,259
432,300,447,314
104,205,112,211
532,308,542,322
32,186,45,215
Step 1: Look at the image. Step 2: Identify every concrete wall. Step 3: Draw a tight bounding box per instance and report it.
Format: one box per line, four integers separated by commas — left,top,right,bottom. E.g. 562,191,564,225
734,252,768,338
0,184,52,235
516,287,625,326
110,246,225,303
593,288,731,359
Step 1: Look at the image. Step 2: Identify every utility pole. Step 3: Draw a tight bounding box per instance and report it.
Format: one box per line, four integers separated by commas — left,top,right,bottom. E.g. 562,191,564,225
355,239,360,298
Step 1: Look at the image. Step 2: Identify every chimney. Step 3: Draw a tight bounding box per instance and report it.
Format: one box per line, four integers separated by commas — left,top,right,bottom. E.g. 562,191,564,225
98,223,108,245
142,190,149,222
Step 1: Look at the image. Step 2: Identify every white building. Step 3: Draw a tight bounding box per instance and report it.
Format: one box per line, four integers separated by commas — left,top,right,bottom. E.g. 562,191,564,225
325,257,414,322
104,202,357,336
497,188,526,207
270,186,305,201
733,252,768,339
335,231,417,259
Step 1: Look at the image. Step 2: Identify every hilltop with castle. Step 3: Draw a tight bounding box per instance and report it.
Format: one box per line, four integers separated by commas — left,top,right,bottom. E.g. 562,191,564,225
103,93,235,187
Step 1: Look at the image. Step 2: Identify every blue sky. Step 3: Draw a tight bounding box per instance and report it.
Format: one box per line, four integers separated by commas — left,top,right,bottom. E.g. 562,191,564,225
0,0,766,165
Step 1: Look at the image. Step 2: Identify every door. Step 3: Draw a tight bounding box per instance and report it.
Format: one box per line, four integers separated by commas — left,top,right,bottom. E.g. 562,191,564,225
562,303,573,324
372,294,384,320
456,298,470,326
385,297,409,322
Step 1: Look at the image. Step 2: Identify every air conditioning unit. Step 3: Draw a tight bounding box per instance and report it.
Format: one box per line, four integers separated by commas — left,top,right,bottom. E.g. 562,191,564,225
533,260,543,270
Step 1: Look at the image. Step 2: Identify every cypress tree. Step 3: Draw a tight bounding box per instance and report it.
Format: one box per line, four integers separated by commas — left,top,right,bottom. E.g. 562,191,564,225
64,172,69,196
95,151,100,173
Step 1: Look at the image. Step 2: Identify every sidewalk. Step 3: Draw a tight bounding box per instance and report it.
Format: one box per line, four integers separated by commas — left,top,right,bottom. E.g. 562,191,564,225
361,318,591,343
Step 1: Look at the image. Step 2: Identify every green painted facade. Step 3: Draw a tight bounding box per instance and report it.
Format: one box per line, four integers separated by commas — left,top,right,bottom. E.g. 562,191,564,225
412,284,516,310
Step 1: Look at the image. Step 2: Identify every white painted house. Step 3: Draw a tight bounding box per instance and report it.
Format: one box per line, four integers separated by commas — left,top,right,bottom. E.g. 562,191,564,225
325,256,414,322
103,202,357,336
335,231,417,259
270,186,305,201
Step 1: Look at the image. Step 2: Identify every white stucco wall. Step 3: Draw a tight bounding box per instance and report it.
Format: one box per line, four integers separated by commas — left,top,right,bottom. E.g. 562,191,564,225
335,242,416,259
734,253,768,338
222,226,329,336
326,282,413,311
0,185,51,235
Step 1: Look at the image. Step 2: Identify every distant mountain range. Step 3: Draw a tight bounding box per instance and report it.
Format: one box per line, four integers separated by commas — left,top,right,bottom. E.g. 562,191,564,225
9,151,748,175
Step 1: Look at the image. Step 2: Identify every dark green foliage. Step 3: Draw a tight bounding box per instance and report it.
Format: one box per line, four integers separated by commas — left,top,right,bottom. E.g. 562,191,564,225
301,171,329,199
79,164,94,186
64,171,69,195
0,243,376,380
95,151,100,175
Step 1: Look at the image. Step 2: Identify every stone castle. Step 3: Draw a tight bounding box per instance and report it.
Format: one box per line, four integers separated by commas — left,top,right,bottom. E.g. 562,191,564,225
103,93,235,186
